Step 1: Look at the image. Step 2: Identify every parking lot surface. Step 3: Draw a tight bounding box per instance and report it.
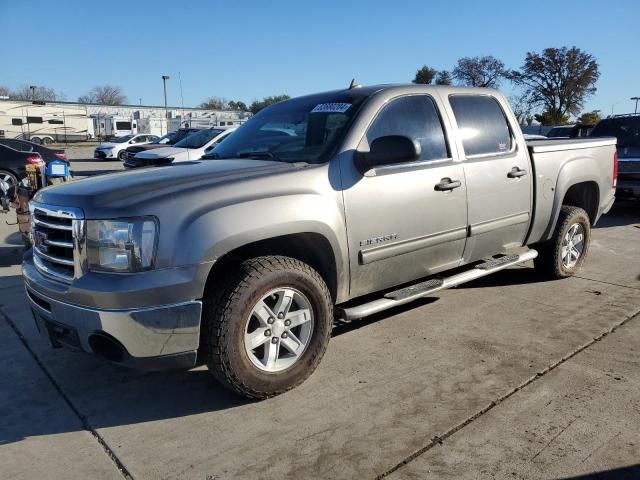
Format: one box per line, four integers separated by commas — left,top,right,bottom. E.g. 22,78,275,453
0,174,638,478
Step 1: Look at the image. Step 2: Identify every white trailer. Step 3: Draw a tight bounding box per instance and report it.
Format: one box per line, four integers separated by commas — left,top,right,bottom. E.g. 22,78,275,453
91,115,139,138
0,100,91,144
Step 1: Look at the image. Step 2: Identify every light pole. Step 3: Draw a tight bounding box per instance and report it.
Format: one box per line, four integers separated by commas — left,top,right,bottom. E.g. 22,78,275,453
631,97,640,114
29,85,36,101
162,75,170,134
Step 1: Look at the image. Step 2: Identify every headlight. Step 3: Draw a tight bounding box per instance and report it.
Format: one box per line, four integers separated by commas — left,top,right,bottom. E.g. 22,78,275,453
86,218,158,273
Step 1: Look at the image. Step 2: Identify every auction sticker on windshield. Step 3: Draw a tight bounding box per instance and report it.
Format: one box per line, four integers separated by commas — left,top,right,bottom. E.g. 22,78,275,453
311,103,352,113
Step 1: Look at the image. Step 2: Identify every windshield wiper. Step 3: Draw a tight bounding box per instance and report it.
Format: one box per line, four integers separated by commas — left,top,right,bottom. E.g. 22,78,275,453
237,151,281,161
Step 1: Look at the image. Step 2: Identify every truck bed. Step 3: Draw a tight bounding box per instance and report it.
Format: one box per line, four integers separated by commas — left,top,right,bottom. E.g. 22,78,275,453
525,136,617,245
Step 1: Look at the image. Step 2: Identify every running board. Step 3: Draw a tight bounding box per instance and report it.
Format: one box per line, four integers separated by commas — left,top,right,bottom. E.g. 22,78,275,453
338,250,538,320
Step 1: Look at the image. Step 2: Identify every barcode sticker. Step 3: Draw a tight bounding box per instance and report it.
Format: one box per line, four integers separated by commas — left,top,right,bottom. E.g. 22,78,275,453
311,103,352,113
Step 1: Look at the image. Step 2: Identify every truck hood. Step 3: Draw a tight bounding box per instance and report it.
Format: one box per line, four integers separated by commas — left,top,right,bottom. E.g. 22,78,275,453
96,142,119,149
34,159,296,217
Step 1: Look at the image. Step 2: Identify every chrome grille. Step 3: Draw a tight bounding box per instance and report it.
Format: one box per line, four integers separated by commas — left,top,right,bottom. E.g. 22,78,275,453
30,202,85,283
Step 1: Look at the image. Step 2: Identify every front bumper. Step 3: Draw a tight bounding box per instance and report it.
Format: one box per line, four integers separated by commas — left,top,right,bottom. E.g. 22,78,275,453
26,285,201,370
23,250,206,370
94,149,114,159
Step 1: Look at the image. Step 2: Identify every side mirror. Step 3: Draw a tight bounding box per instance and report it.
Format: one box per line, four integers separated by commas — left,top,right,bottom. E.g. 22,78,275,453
355,135,421,174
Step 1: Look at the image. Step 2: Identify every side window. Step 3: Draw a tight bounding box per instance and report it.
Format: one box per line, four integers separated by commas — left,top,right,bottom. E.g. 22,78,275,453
449,95,512,156
366,95,448,162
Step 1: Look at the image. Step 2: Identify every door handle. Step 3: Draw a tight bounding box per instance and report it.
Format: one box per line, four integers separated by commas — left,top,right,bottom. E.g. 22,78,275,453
507,167,527,178
434,178,462,191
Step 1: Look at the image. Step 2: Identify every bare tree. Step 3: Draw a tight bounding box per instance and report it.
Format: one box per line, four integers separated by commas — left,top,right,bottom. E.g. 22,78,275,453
509,47,599,125
509,93,534,125
0,85,10,97
199,97,227,109
78,85,127,105
11,84,65,101
453,56,506,88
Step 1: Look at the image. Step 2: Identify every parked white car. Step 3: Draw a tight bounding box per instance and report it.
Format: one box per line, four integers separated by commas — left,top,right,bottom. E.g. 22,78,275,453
127,128,235,168
94,134,159,161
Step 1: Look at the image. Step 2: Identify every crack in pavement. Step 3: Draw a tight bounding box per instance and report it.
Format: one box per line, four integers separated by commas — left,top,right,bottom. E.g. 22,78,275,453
574,275,640,291
0,307,134,480
375,306,640,479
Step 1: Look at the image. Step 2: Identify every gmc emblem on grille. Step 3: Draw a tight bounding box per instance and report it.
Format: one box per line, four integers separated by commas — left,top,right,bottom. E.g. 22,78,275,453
34,231,49,253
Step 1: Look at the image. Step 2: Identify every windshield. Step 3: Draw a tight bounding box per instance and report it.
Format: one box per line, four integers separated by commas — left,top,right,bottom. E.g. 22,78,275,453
155,132,176,144
212,94,366,163
591,117,640,149
112,134,135,143
173,129,224,149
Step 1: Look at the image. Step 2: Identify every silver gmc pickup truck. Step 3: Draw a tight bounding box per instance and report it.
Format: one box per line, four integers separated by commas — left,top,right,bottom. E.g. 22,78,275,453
23,85,617,398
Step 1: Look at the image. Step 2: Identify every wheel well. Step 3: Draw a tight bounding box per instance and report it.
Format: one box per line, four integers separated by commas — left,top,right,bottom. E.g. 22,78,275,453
562,181,599,224
204,233,338,301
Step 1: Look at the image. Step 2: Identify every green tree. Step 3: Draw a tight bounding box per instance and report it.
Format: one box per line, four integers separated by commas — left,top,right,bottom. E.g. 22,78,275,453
535,110,570,126
435,70,453,85
452,56,506,88
578,111,601,125
412,65,437,85
509,47,599,126
249,95,290,114
227,100,248,111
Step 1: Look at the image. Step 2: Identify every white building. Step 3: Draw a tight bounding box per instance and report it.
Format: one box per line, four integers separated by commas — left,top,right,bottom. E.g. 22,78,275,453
0,99,250,143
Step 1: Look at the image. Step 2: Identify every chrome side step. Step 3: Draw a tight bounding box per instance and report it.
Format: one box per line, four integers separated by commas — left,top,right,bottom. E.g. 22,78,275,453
338,249,538,320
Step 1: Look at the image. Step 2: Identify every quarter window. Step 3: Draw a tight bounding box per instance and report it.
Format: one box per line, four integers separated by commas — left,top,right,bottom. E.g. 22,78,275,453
366,95,448,162
449,95,512,156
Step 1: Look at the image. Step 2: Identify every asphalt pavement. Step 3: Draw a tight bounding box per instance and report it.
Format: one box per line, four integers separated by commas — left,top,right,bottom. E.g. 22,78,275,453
0,163,638,479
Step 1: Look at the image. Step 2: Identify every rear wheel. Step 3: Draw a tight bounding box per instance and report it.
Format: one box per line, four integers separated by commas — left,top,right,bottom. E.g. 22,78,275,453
534,205,591,279
30,137,42,145
201,256,333,399
0,170,18,190
41,137,53,145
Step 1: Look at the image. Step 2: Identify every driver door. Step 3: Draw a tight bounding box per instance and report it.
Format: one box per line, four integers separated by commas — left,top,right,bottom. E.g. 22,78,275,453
341,94,468,298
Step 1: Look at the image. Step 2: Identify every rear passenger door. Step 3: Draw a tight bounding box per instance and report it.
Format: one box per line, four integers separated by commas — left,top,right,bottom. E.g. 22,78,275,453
447,94,532,262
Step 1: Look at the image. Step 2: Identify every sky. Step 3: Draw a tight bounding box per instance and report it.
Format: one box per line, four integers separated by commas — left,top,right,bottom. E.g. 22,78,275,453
1,0,638,116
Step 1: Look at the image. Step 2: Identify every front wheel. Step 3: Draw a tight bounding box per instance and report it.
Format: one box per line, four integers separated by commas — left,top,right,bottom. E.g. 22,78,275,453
201,256,333,399
117,150,127,162
534,205,591,279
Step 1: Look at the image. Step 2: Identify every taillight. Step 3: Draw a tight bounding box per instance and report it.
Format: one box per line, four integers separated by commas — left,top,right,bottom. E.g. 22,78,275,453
54,152,66,160
612,151,618,188
26,154,43,165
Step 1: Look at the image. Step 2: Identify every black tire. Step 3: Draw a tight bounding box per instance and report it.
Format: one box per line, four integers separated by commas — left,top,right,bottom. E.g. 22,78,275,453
0,169,18,190
118,150,127,162
201,256,333,399
534,205,591,279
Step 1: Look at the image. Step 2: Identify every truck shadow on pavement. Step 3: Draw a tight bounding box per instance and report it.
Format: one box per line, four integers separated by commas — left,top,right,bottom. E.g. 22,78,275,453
0,246,24,267
596,200,639,228
558,464,640,479
1,260,561,446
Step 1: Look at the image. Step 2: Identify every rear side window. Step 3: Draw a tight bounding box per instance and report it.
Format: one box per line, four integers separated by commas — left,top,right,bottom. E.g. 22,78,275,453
366,95,448,162
449,95,512,156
